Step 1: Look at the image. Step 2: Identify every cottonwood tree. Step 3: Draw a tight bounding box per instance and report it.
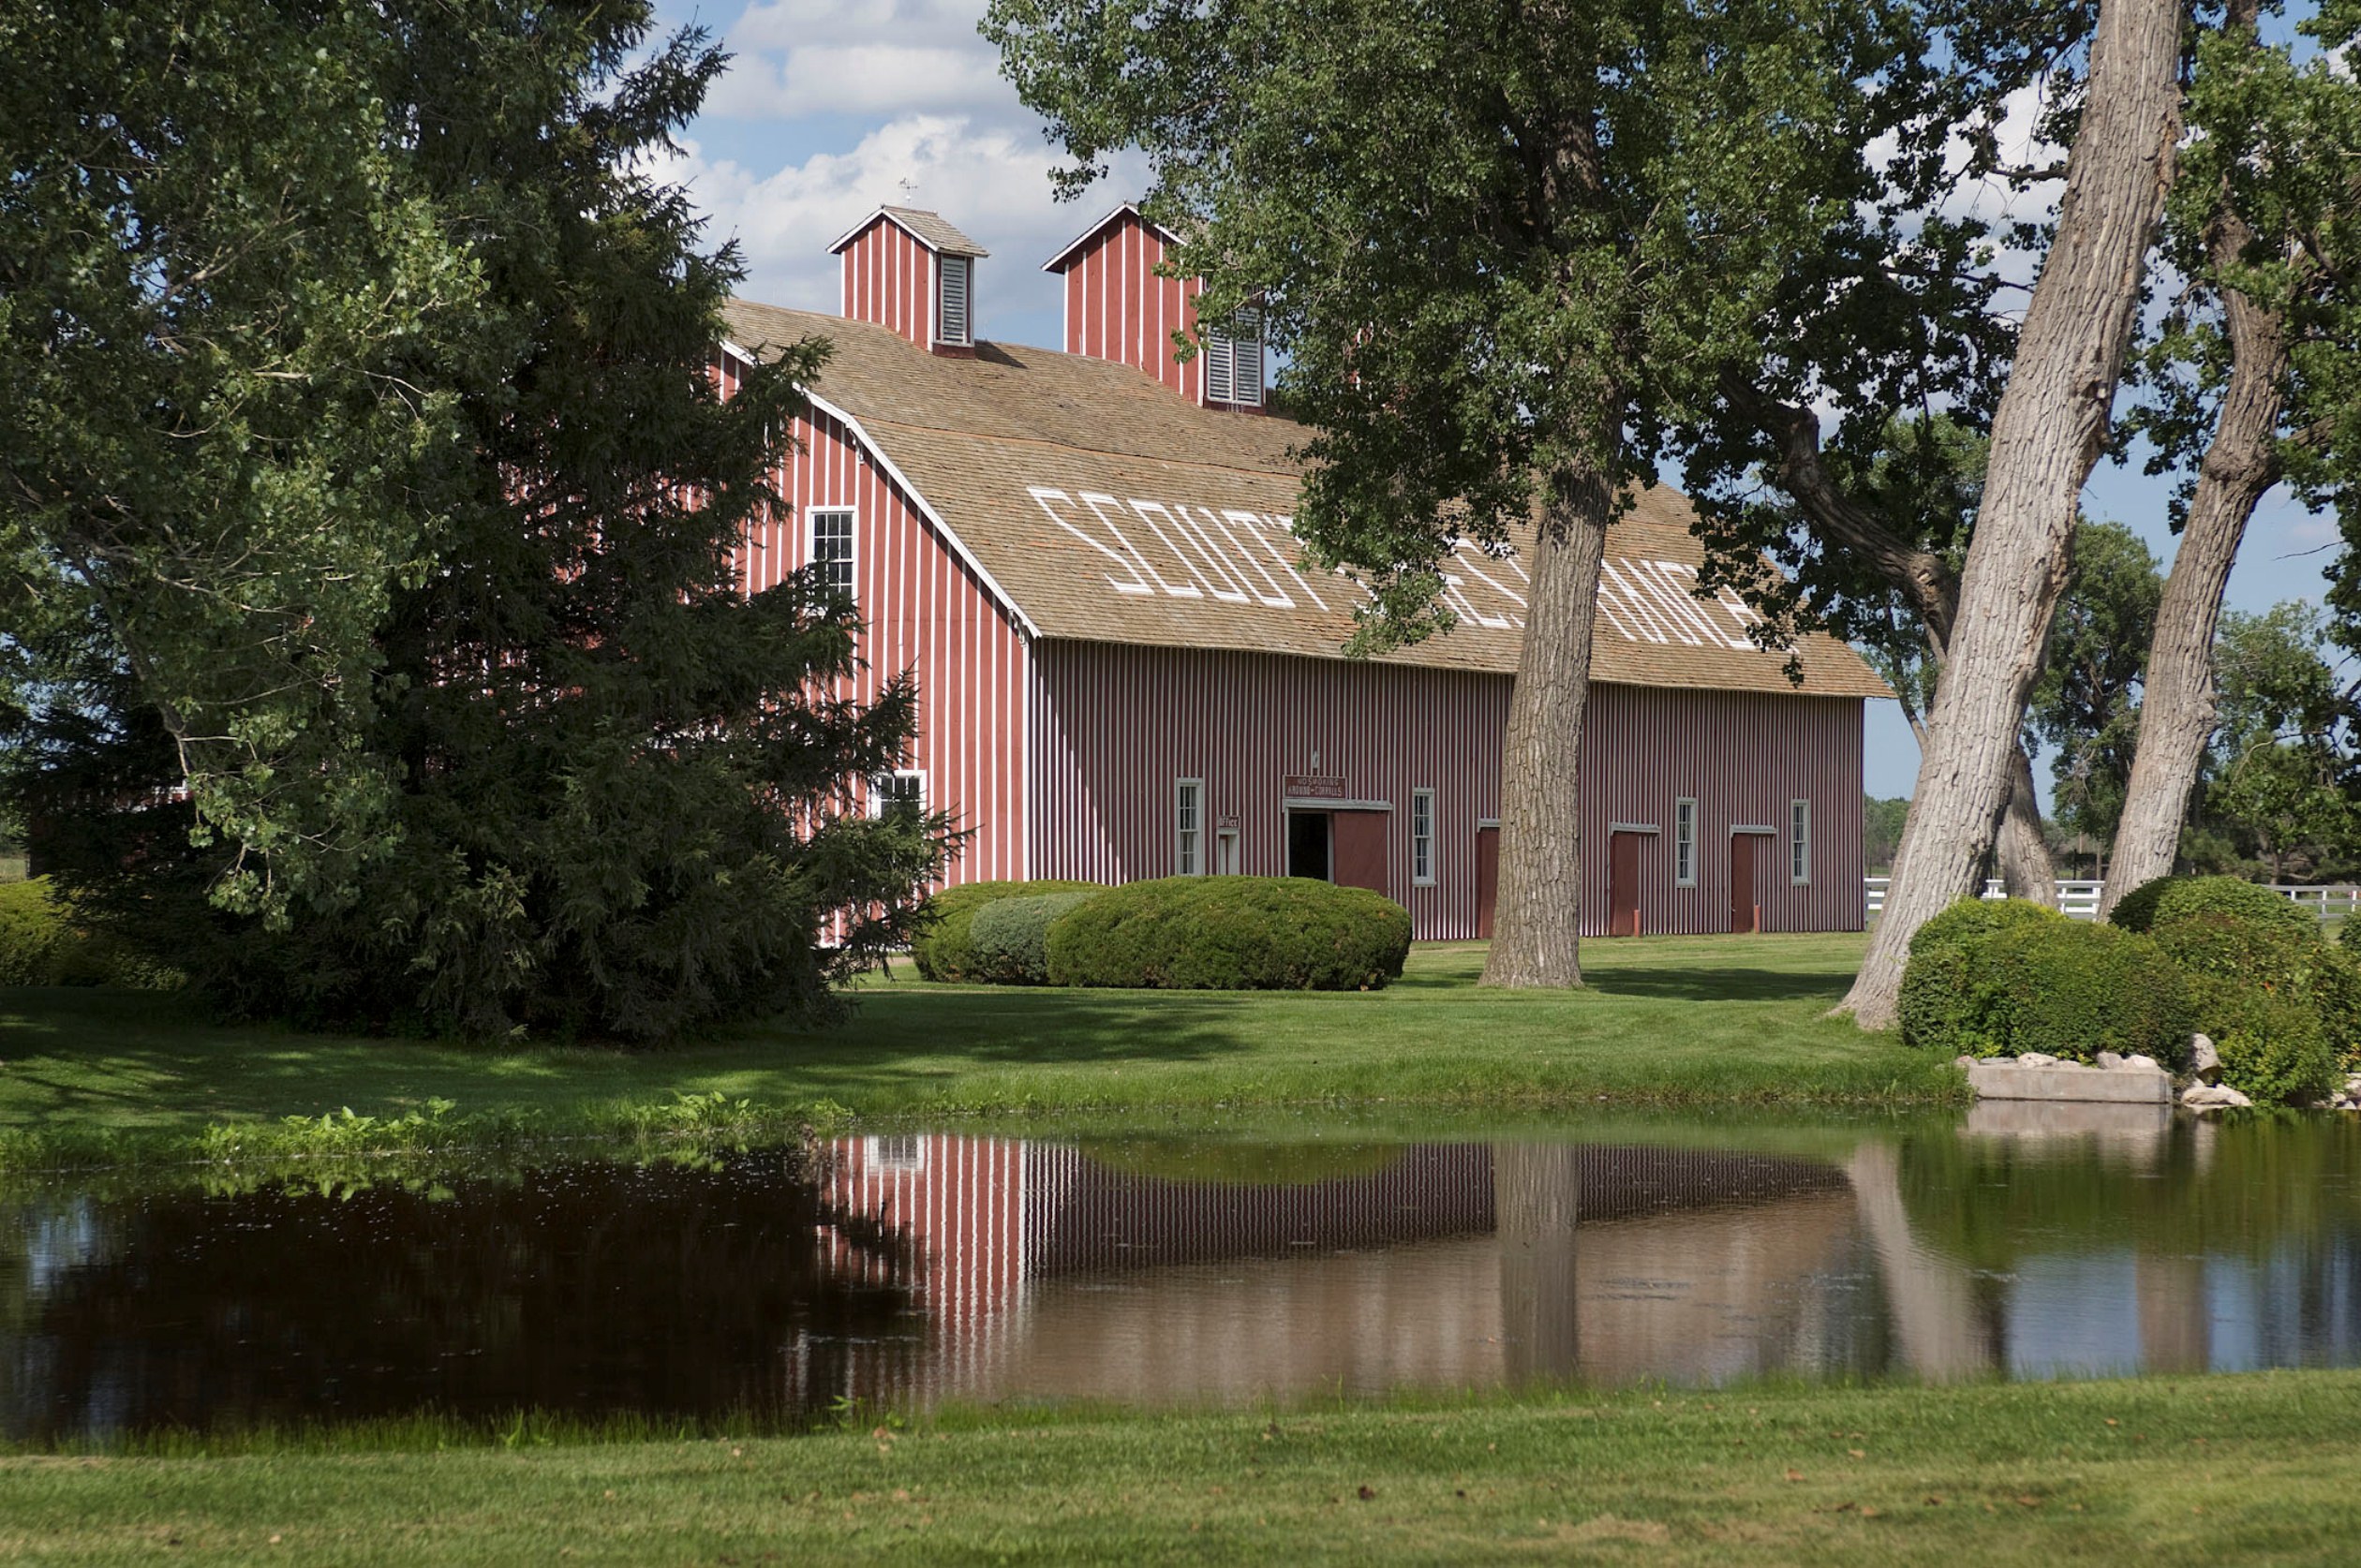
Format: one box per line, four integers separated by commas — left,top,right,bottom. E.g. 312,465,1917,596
2107,0,2361,910
3,2,945,1038
1838,0,2185,1025
0,0,476,914
987,0,1951,985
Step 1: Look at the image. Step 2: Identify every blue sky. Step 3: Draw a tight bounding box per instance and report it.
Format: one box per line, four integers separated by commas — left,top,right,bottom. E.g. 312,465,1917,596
655,1,2347,805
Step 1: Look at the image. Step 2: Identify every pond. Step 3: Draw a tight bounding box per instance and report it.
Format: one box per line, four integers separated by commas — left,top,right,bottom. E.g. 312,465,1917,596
5,1107,2359,1443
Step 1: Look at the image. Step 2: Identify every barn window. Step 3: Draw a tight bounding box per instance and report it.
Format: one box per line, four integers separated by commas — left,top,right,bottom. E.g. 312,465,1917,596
1411,789,1436,885
871,770,925,821
1175,778,1205,874
1674,798,1698,887
1216,825,1240,874
1790,799,1812,885
937,255,973,347
810,508,855,599
1202,309,1263,407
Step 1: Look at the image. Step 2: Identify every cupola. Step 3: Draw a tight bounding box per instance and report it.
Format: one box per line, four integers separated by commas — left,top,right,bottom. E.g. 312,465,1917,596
1043,202,1264,410
828,205,988,356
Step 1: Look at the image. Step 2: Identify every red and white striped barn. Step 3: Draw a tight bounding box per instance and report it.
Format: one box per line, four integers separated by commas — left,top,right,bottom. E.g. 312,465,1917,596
719,202,1890,940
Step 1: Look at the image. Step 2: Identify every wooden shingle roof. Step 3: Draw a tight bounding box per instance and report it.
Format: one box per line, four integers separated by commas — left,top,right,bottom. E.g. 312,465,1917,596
828,206,988,258
720,299,1890,700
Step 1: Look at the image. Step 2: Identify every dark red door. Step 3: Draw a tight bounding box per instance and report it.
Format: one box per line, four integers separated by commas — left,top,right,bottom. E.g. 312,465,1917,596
1608,831,1642,937
1730,834,1759,933
1331,809,1390,894
1475,826,1500,939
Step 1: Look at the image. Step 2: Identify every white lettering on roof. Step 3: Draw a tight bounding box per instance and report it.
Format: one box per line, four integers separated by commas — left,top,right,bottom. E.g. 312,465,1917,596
1032,482,1760,648
1030,486,1154,595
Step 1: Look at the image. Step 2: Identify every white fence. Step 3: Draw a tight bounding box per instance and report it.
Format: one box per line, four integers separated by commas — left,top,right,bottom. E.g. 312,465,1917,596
1862,878,2361,922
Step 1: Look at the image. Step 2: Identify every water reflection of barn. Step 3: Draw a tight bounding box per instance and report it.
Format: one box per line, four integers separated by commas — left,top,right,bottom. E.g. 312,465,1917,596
822,1134,1862,1404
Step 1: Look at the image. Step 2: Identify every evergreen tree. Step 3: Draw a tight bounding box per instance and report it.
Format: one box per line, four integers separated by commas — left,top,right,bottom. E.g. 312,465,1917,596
3,2,943,1039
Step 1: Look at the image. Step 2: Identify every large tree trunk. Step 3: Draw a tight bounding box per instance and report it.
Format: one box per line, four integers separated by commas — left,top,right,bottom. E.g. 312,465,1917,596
1730,381,2063,908
1482,460,1611,988
1997,743,2059,905
2101,30,2287,916
1839,0,2182,1027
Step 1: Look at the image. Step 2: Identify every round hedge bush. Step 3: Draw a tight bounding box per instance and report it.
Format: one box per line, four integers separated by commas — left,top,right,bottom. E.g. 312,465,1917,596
1944,920,2194,1068
2108,874,2315,936
2206,992,2343,1106
911,879,1099,982
966,890,1103,985
2148,912,2361,1069
1897,896,2067,1053
1044,876,1412,991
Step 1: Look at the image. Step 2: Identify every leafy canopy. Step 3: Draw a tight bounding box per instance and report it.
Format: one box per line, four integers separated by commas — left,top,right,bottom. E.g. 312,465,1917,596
985,0,1959,644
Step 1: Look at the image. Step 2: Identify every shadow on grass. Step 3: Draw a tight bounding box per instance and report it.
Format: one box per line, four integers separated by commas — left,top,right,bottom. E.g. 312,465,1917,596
1581,964,1850,1004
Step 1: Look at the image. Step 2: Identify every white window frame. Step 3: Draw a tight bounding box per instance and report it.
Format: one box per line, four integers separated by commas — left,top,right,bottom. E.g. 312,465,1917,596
1175,777,1205,875
1215,825,1241,875
1674,797,1699,888
870,768,925,820
936,255,973,348
1410,788,1436,886
1790,798,1812,885
809,507,856,601
1202,308,1264,407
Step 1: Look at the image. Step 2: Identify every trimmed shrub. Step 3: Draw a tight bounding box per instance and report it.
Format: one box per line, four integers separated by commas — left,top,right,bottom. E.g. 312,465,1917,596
911,880,1099,982
1897,896,2067,1053
966,890,1103,984
2207,993,2343,1107
2149,912,2361,1070
1045,876,1412,991
1947,920,2195,1068
2110,874,2315,937
0,878,68,986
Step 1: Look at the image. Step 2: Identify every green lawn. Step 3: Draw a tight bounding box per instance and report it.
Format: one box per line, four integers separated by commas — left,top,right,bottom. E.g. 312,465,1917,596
0,933,1957,1156
6,1372,2354,1564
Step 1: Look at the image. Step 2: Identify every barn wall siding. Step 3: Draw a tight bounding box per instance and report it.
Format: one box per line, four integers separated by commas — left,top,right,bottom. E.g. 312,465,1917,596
1027,642,1864,939
722,353,1029,889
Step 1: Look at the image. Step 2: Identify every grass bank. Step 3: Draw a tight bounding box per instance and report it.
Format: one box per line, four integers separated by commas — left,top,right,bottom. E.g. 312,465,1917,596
0,933,1960,1164
4,1371,2354,1563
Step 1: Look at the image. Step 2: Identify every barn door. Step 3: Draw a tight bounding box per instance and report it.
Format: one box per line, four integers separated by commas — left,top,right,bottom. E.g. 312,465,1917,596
1730,834,1760,934
1608,831,1643,937
1475,825,1500,939
1331,809,1390,894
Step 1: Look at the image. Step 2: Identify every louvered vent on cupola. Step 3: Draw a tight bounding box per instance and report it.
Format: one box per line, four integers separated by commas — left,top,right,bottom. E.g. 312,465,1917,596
827,204,988,356
1201,308,1264,408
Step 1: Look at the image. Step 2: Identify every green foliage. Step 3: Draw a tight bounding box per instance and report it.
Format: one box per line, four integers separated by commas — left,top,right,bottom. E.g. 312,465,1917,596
986,0,1953,652
2208,994,2343,1107
0,877,176,989
1862,795,1910,874
2148,911,2361,1066
4,2,949,1041
1045,877,1411,992
912,880,1102,983
0,877,66,985
2031,521,2162,851
968,891,1106,985
1896,897,2066,1053
2194,606,2359,880
2125,874,2323,936
1944,920,2193,1068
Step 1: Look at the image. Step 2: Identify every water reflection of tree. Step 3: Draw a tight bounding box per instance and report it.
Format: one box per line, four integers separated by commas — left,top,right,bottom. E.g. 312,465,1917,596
0,1154,920,1444
1896,1117,2361,1269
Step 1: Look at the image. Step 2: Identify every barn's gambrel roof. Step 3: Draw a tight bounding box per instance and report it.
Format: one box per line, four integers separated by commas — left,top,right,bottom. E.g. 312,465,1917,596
720,299,1890,700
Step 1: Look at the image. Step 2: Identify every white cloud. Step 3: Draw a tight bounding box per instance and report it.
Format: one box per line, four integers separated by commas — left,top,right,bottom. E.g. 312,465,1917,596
707,0,1005,121
670,113,1104,327
704,41,1008,119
